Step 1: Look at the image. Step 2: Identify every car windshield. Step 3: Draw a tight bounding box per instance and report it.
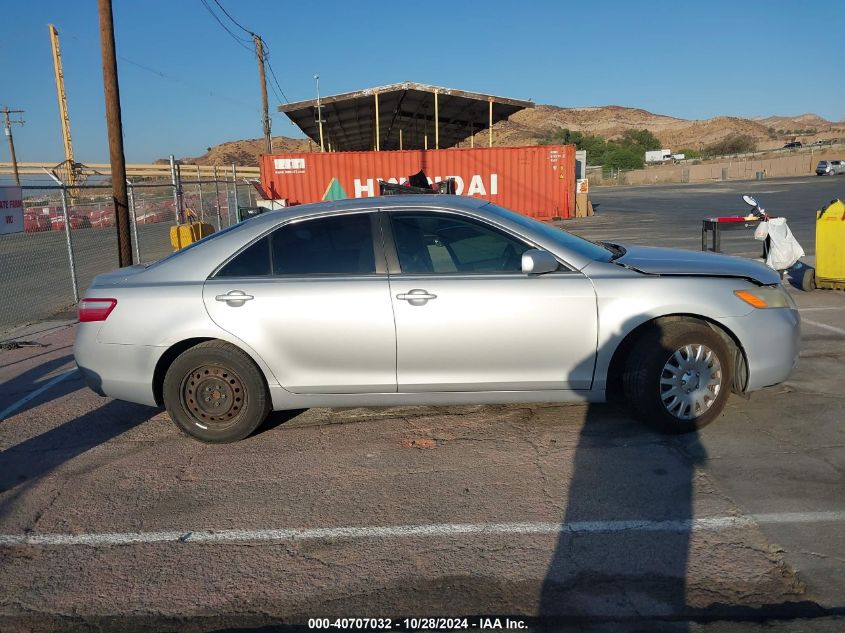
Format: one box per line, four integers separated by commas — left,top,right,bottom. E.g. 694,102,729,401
483,203,614,262
818,161,829,166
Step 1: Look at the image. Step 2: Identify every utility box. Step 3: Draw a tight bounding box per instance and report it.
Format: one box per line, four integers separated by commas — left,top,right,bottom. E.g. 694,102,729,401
170,222,214,251
815,199,845,289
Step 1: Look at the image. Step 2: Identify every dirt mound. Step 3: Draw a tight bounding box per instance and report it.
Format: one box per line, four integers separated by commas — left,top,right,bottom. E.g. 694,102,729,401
178,135,312,167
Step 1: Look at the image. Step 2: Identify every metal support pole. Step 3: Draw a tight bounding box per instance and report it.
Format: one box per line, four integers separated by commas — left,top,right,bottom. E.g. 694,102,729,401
231,164,240,223
224,169,232,227
434,90,439,150
59,186,79,303
212,165,222,231
470,121,474,148
399,128,403,150
127,179,140,264
169,154,179,224
196,164,204,223
315,74,325,152
489,98,493,148
375,92,380,151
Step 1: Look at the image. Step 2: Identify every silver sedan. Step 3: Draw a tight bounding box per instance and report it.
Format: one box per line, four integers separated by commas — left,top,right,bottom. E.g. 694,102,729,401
73,196,800,442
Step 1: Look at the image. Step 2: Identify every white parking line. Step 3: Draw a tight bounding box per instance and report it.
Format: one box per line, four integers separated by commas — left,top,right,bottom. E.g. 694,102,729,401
0,367,78,422
1,511,843,547
802,318,845,336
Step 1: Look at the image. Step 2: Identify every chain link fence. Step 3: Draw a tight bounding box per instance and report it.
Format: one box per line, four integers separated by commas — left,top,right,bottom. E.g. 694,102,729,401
0,171,257,334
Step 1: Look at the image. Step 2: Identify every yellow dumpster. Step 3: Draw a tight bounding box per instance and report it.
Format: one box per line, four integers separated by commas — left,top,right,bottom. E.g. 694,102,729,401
170,222,214,251
815,199,845,290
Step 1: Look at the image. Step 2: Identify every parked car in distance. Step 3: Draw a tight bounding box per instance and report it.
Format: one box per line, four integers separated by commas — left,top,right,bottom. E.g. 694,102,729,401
817,160,834,175
783,141,802,149
74,196,801,443
830,160,845,175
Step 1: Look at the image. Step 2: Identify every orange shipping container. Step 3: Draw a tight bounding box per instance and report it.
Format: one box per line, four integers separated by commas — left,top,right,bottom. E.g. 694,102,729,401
259,145,576,220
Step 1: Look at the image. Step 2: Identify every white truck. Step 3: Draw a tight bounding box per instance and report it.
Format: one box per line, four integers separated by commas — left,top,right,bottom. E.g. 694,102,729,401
645,149,672,163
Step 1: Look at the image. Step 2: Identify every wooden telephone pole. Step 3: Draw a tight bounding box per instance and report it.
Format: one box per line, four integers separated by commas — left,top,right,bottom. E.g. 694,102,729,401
97,0,132,267
2,107,24,186
253,35,271,154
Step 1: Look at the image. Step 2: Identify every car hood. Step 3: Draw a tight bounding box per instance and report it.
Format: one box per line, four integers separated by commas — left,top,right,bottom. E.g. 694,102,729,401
611,243,781,285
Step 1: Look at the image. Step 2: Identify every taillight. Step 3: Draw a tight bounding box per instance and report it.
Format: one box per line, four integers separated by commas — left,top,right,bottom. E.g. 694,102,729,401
79,298,117,322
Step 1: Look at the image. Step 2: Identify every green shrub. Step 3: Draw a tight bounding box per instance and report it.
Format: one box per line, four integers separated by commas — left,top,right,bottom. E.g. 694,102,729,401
703,135,757,157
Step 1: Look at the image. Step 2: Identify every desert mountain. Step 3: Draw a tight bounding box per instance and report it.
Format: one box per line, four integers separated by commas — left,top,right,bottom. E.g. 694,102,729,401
175,105,843,167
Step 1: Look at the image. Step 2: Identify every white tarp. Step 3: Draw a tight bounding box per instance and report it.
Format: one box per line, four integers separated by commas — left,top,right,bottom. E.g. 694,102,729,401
0,186,24,235
753,217,805,270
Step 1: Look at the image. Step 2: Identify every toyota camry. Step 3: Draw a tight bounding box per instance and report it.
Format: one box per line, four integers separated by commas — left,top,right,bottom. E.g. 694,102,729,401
73,196,800,442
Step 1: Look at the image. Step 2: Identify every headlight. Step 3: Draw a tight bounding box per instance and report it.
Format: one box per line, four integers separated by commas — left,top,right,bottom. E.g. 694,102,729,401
734,285,795,309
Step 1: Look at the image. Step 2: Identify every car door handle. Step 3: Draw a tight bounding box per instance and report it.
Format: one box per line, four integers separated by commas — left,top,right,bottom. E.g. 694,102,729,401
215,290,254,305
396,289,437,304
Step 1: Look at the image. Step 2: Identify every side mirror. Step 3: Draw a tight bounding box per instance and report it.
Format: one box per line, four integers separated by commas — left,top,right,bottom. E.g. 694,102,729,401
742,195,758,207
522,249,559,274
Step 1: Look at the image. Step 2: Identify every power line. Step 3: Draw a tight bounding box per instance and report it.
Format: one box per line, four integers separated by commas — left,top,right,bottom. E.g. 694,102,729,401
211,0,255,36
199,0,292,106
265,57,290,103
55,24,259,112
198,0,252,51
117,56,259,111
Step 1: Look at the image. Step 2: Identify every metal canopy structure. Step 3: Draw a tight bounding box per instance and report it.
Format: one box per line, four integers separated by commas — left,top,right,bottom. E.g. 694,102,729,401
278,82,533,152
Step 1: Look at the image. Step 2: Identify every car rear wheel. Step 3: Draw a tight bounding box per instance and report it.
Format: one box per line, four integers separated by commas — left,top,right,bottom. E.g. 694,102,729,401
163,341,271,443
623,321,733,434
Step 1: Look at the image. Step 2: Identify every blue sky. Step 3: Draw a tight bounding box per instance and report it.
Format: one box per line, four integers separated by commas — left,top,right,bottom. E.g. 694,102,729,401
1,0,842,163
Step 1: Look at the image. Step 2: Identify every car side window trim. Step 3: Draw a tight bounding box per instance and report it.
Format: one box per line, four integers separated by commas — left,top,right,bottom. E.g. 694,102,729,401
381,209,576,276
209,211,388,279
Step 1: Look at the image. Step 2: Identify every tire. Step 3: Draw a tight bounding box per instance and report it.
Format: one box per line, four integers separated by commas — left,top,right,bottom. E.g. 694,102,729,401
623,320,733,434
802,267,816,292
163,340,271,443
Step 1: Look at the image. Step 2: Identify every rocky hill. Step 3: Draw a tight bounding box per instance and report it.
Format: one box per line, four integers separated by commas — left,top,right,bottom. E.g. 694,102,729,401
172,105,844,167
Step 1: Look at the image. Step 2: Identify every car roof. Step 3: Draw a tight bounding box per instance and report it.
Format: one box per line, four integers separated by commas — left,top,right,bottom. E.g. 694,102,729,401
248,194,491,228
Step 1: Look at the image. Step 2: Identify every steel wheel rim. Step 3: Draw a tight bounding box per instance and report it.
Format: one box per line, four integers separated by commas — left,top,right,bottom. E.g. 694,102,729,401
180,364,245,431
659,343,722,421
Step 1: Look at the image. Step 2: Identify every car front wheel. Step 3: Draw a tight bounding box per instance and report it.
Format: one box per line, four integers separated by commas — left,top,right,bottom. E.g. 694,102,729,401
163,341,271,443
623,321,733,434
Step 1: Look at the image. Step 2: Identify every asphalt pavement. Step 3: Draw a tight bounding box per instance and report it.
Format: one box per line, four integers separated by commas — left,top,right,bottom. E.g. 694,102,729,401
1,176,844,632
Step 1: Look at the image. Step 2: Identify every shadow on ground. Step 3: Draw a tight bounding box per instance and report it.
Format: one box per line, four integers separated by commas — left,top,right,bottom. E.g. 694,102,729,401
0,400,157,520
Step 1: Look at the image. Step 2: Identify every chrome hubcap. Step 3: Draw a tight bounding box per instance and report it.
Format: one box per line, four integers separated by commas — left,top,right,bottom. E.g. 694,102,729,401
659,344,722,421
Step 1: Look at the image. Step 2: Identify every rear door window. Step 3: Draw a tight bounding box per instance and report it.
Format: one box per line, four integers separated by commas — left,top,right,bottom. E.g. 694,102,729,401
271,214,375,275
216,213,376,277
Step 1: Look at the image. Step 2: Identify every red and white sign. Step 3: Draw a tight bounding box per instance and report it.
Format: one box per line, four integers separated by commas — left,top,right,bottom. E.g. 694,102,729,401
0,186,24,235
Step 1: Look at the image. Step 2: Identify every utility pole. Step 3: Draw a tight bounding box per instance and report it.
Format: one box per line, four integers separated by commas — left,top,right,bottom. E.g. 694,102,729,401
2,107,24,186
97,0,132,267
253,35,271,154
